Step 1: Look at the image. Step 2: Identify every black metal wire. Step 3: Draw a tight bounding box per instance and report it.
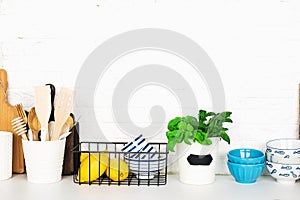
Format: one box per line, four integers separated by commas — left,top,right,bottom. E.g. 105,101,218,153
72,141,168,186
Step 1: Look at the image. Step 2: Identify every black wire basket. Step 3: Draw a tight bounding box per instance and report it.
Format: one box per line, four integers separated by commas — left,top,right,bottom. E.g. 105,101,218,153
72,141,169,186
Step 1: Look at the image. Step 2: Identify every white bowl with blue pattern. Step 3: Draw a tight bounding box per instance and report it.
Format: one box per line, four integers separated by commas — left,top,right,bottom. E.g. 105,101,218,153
266,160,300,184
266,139,300,164
124,153,167,179
121,134,167,179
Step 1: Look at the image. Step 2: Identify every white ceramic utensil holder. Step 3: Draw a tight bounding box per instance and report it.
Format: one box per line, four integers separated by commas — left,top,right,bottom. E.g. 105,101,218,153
0,131,13,180
22,138,66,183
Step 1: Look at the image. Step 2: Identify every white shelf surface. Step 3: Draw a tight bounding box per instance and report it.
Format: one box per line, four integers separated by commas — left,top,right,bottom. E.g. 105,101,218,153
1,174,299,200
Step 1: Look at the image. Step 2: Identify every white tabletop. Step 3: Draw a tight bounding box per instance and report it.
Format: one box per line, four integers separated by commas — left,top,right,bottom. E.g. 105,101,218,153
0,174,299,200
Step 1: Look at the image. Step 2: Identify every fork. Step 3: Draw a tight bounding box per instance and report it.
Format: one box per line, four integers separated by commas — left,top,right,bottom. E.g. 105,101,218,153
16,103,27,124
14,103,28,140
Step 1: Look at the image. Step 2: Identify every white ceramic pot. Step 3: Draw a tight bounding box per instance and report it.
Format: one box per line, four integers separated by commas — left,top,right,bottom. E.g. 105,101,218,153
177,137,220,185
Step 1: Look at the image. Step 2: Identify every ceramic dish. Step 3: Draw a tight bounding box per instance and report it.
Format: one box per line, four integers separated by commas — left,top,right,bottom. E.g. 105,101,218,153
227,161,265,184
266,139,300,164
124,153,167,179
266,160,300,184
227,148,265,165
121,134,167,179
121,134,155,155
266,153,300,164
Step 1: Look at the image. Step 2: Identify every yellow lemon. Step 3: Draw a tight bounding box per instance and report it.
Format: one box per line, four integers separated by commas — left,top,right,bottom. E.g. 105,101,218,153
80,153,90,162
106,158,129,181
77,152,109,182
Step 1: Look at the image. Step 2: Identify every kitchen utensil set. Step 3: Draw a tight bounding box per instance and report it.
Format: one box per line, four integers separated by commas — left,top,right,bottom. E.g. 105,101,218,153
17,85,74,142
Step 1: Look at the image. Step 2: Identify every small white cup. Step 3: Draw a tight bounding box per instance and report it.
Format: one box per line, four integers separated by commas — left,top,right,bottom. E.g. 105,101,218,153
22,139,66,183
0,131,13,181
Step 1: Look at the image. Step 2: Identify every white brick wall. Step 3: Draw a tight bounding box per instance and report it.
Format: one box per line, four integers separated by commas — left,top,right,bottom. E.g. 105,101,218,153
1,0,300,174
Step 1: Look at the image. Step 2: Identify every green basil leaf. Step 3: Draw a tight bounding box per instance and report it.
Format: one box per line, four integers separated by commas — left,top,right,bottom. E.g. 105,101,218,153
183,132,192,145
224,111,232,117
221,131,230,144
225,118,233,123
176,130,184,143
168,139,176,152
184,116,198,128
186,124,194,132
178,121,187,130
199,110,207,119
167,117,182,131
206,112,216,117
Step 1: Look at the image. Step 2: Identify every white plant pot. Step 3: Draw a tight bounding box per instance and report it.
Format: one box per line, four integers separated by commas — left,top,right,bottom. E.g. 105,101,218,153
177,138,220,185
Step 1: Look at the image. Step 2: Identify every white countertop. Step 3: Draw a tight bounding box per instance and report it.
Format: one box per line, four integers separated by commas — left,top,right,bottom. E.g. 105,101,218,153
1,174,299,200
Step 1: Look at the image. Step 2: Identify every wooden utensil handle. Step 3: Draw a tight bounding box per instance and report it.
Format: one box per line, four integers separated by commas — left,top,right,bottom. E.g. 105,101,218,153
32,130,39,141
46,83,55,122
51,123,64,141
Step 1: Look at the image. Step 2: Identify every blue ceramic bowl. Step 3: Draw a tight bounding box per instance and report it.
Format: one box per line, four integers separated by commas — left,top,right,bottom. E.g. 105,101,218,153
227,148,265,164
227,161,265,184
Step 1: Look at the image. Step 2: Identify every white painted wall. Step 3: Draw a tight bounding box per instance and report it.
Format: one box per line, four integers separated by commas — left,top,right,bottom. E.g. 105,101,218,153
1,0,300,174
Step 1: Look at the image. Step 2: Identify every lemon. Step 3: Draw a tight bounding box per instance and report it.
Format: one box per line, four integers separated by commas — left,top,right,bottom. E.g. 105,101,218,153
80,153,90,162
106,158,129,181
77,152,108,182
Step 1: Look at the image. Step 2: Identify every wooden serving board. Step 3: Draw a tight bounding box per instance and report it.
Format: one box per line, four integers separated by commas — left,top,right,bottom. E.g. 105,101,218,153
0,69,25,173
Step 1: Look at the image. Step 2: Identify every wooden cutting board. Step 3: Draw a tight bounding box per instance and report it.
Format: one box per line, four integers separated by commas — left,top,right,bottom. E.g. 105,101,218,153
0,69,25,173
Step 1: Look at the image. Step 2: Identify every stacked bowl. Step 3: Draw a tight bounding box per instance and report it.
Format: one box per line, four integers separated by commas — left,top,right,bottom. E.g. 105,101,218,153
265,139,300,184
121,134,167,179
227,148,265,184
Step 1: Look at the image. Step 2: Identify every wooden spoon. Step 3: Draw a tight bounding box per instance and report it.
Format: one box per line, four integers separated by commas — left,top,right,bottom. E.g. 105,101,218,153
28,107,41,141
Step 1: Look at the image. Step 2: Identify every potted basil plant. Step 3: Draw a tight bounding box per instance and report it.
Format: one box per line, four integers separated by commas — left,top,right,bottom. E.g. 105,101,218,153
166,109,233,185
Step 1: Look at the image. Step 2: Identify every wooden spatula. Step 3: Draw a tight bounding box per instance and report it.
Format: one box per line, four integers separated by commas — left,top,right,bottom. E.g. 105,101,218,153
51,87,74,141
34,86,51,141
